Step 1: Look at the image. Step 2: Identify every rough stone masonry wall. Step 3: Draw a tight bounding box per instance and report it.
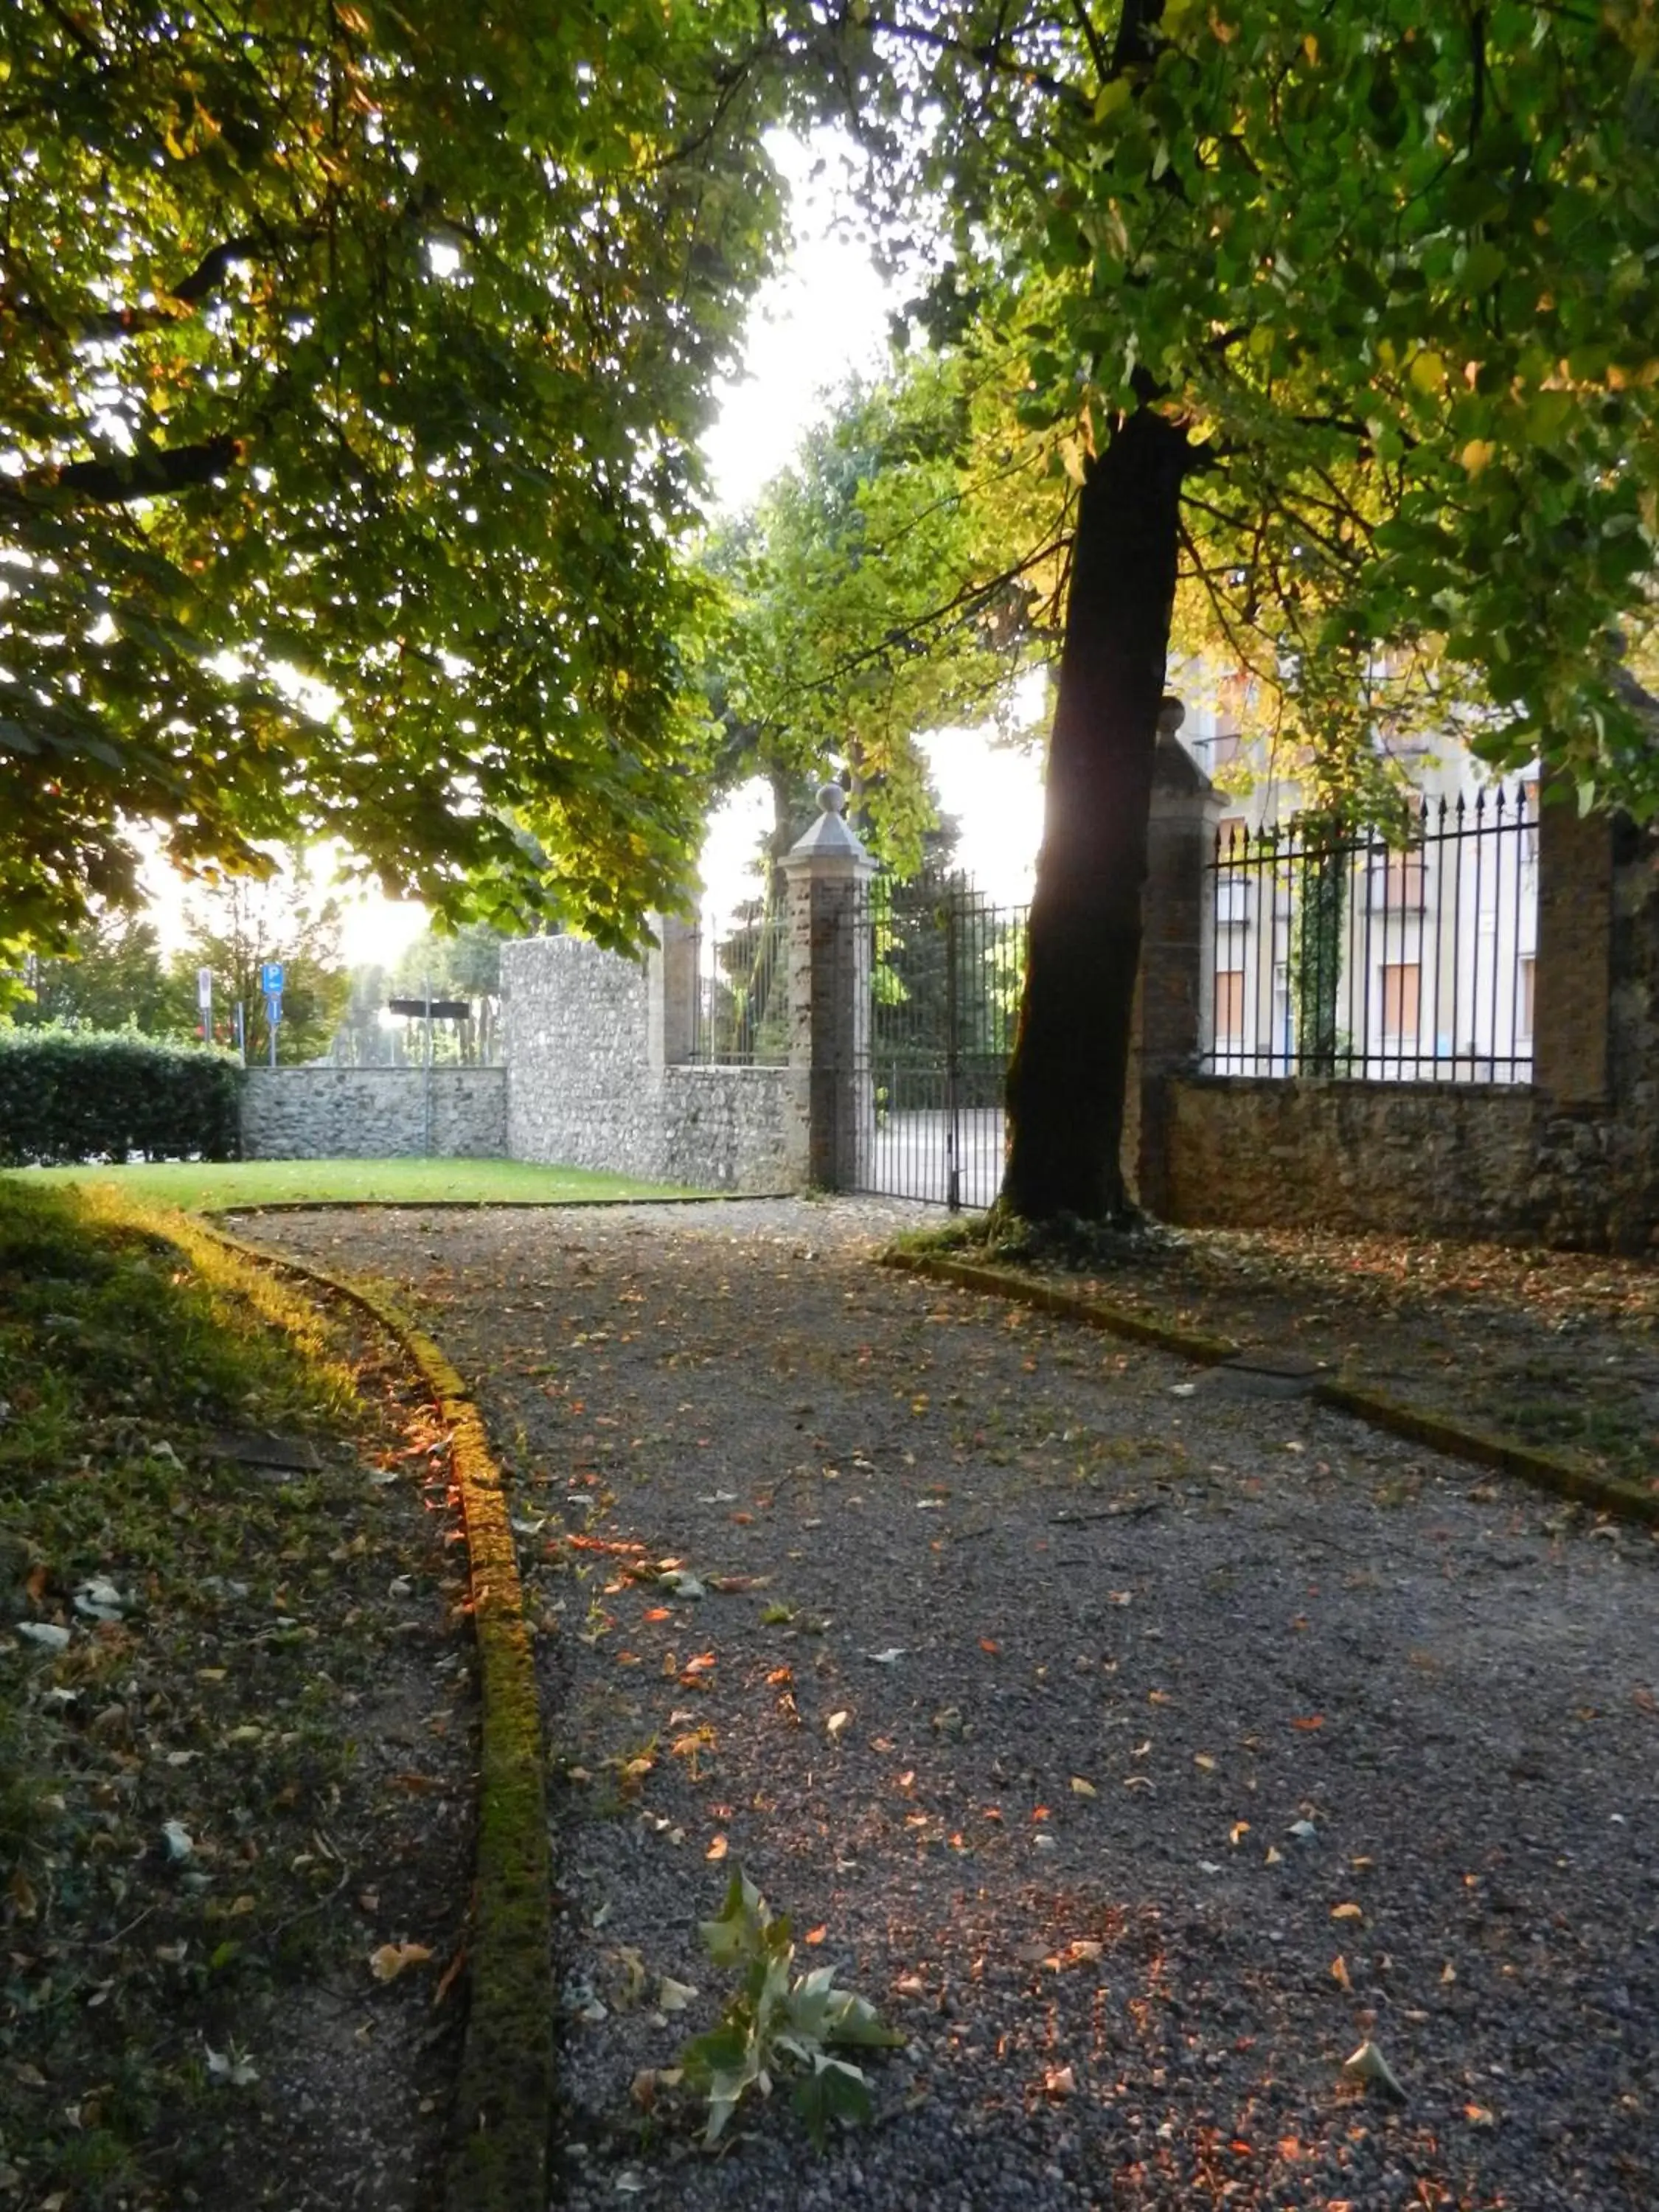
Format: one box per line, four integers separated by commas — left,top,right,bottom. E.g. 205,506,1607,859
1162,1078,1540,1240
241,1068,506,1160
1158,815,1659,1251
501,937,796,1192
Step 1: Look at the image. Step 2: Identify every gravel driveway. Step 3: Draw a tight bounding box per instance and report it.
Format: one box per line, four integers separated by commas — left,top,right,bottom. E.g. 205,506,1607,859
246,1199,1659,2212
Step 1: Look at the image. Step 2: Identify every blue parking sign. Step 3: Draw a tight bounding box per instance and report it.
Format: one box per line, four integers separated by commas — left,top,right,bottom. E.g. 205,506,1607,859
260,961,285,996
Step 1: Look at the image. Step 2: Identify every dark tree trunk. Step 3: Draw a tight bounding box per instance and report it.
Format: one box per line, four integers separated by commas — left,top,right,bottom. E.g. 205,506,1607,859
1001,405,1189,1222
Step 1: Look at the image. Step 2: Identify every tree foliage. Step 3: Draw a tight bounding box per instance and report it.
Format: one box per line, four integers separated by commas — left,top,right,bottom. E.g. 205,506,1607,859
13,914,180,1036
175,860,349,1065
704,361,1048,876
864,0,1659,793
1,0,795,958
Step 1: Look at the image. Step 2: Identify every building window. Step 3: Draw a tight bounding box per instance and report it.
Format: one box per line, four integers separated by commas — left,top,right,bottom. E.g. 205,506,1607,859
1518,955,1536,1040
1381,961,1420,1038
1209,731,1242,769
1215,968,1245,1042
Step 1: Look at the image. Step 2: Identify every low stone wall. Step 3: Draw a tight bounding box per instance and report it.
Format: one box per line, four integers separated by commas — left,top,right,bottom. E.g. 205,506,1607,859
1163,1077,1540,1240
241,1067,506,1161
502,937,797,1192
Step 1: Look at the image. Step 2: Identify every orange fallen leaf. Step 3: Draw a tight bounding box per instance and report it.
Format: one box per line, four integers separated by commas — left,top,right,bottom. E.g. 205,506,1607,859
1331,1954,1352,1991
804,1924,827,1946
642,1607,672,1623
1290,1714,1325,1732
706,1834,728,1863
1043,2065,1075,2098
1330,1902,1364,1923
369,1941,433,1982
681,1652,717,1675
980,1638,1001,1655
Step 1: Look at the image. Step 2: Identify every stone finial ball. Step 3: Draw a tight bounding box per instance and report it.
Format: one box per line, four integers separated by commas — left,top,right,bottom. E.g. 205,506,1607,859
818,782,848,815
1157,695,1186,735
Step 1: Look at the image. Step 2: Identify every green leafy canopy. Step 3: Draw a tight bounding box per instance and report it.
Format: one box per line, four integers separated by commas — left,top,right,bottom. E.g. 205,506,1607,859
0,0,798,952
852,0,1659,803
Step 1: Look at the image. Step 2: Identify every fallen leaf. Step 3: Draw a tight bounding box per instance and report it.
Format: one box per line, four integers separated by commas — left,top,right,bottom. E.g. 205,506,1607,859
1330,1902,1364,1923
1070,1776,1096,1797
1290,1714,1325,1732
826,1710,851,1741
1264,1844,1283,1865
369,1942,434,1982
1194,1753,1217,1773
979,1638,1001,1655
706,1834,728,1863
1043,2065,1075,2097
642,1607,672,1623
657,1976,698,2014
1464,2103,1497,2127
1331,1955,1352,1991
1341,2039,1407,2104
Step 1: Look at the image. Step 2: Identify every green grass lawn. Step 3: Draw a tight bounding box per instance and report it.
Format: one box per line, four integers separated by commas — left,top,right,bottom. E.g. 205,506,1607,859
5,1156,710,1211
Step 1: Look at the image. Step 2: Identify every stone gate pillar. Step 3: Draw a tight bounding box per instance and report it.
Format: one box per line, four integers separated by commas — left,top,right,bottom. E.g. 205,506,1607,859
1123,717,1225,1213
781,786,877,1190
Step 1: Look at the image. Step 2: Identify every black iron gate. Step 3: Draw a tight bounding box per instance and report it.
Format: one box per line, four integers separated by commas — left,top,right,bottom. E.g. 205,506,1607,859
851,876,1027,1208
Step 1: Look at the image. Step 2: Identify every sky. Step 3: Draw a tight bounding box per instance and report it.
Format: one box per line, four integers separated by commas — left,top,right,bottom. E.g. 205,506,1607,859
159,131,1048,966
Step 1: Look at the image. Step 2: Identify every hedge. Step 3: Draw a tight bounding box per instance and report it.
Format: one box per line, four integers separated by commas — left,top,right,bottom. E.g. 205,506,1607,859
0,1029,243,1166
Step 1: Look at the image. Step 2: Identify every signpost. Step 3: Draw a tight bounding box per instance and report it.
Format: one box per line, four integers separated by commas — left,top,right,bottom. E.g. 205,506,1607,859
196,965,213,1042
260,961,284,1068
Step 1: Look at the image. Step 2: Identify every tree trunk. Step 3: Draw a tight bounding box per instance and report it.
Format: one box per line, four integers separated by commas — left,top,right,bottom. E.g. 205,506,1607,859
1001,405,1189,1222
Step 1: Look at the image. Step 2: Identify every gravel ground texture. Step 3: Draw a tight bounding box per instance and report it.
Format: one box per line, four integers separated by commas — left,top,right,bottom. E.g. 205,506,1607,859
242,1199,1659,2212
1000,1224,1659,1499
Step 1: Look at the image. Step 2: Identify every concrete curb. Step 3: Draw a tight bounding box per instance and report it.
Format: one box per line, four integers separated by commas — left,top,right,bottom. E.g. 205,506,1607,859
883,1248,1659,1530
192,1221,553,2211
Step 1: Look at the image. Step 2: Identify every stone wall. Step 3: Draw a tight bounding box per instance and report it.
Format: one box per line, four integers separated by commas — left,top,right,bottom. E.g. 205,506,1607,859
501,936,796,1192
241,1067,506,1161
1163,1077,1540,1239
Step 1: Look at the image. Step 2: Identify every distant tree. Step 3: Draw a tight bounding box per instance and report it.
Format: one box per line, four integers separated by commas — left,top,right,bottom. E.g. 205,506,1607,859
391,924,507,1063
13,914,178,1035
172,863,348,1065
705,361,1047,881
333,964,394,1068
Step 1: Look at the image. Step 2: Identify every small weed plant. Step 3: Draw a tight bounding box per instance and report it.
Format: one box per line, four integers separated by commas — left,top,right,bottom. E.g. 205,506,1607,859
678,1871,904,2150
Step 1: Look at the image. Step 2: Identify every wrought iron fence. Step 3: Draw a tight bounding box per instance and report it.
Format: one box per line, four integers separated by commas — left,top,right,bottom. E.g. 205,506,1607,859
855,874,1027,1209
1202,785,1537,1082
689,906,788,1065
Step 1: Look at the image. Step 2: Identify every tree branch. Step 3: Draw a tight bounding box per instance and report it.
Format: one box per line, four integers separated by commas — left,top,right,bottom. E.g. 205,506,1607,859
22,436,245,504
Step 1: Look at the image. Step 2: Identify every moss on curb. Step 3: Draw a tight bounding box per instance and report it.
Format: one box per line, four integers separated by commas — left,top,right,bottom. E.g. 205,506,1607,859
191,1222,553,2212
884,1248,1659,1531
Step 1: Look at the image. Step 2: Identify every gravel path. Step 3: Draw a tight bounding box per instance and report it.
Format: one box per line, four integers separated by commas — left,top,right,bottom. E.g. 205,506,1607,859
244,1200,1659,2212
